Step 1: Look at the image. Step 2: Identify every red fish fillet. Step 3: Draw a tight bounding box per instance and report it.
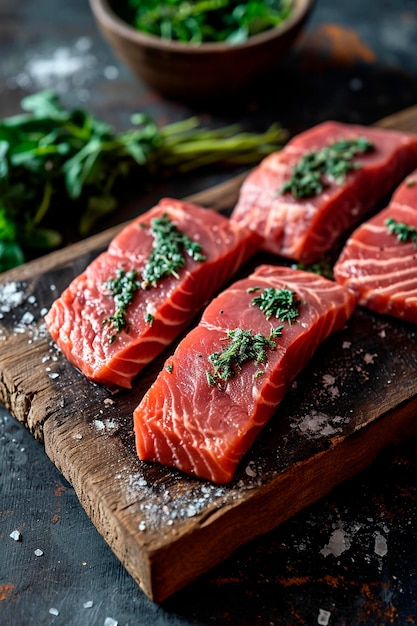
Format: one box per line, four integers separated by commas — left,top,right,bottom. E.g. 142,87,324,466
45,198,260,389
334,169,417,323
134,265,355,483
231,121,417,263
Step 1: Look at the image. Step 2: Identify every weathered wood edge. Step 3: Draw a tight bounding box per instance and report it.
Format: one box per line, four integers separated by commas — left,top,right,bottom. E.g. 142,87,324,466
44,393,417,601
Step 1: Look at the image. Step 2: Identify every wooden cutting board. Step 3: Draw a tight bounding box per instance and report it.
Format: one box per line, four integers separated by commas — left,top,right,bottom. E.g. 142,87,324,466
1,106,417,602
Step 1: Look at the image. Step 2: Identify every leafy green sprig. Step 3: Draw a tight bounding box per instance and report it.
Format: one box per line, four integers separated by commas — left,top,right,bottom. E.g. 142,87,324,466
385,217,417,247
206,326,283,388
0,90,286,272
249,286,300,322
121,0,293,44
281,137,375,199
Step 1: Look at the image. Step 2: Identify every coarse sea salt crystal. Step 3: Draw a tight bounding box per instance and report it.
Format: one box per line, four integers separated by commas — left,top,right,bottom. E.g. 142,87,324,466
49,608,59,616
318,608,331,625
374,531,388,557
9,529,22,541
83,600,94,609
34,548,44,557
104,618,118,626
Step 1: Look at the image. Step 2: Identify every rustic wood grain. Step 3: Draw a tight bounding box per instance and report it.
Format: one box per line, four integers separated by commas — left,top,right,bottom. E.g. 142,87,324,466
0,109,417,601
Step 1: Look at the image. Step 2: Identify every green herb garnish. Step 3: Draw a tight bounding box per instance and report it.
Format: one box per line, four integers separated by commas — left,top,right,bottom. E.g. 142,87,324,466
0,90,285,272
206,326,283,388
281,137,375,199
118,0,293,44
104,268,140,341
250,286,300,322
385,217,417,246
295,260,334,280
141,213,206,288
103,214,205,341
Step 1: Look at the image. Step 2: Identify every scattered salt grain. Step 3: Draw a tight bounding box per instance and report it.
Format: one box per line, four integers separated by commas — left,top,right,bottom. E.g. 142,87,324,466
73,433,83,440
103,398,115,406
0,282,26,312
318,608,331,625
9,530,22,542
245,462,257,477
104,618,118,626
349,77,363,91
34,548,44,557
320,528,350,558
364,352,377,365
49,608,59,616
374,531,388,557
83,600,94,609
379,329,386,338
104,65,119,80
138,520,147,531
342,341,351,349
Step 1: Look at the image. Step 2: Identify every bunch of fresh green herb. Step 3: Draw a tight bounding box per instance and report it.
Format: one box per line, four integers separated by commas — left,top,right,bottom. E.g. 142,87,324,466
0,90,285,272
281,137,375,199
120,0,293,44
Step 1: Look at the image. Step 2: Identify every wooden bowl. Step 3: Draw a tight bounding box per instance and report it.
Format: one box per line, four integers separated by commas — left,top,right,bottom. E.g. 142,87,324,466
89,0,316,100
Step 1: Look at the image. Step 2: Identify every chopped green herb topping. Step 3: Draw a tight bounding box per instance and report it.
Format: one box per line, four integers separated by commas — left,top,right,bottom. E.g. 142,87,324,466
295,260,334,280
104,268,140,342
281,137,375,199
103,214,206,342
206,326,283,388
251,286,301,323
166,363,173,373
385,217,417,246
141,213,206,288
406,179,417,188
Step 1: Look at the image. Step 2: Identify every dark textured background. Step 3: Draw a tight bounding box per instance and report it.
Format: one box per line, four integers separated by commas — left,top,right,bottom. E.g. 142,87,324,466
1,0,417,624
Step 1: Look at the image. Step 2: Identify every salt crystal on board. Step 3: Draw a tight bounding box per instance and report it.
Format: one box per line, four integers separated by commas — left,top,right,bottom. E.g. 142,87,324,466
83,600,94,609
34,548,44,557
104,618,118,626
49,608,59,616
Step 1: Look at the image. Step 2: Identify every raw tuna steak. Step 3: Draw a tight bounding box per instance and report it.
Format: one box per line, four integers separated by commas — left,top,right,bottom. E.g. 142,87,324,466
334,169,417,323
45,198,259,389
134,265,355,483
231,121,417,263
